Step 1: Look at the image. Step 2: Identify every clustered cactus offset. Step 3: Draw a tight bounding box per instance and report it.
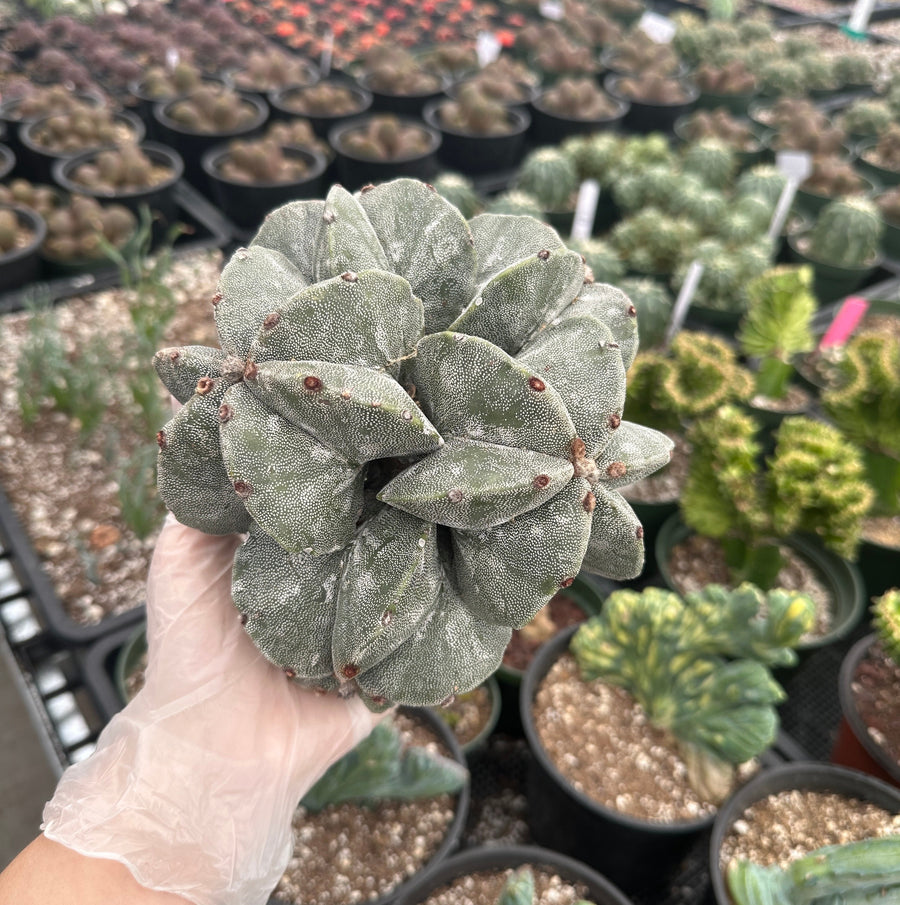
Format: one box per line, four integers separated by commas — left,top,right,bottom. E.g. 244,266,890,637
70,144,174,193
338,116,435,161
167,84,260,133
154,179,673,709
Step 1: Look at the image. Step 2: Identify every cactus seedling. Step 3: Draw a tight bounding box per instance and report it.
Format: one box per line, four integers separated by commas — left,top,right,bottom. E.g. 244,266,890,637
217,138,310,184
495,867,597,905
28,107,137,154
230,48,317,92
571,583,814,800
153,179,673,708
806,197,883,269
42,195,136,261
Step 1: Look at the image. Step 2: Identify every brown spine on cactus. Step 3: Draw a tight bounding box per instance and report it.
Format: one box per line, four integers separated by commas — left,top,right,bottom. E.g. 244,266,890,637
156,430,167,449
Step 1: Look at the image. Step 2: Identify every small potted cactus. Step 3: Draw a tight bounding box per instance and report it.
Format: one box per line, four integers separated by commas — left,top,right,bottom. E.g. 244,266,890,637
857,124,900,191
268,78,373,138
610,207,700,278
226,47,319,99
423,82,531,175
521,582,814,897
0,202,47,291
0,83,105,153
129,62,222,137
692,60,758,115
837,99,894,146
599,31,683,80
604,72,699,134
201,137,328,230
788,196,884,303
430,675,501,755
430,172,482,219
512,146,580,232
328,114,442,189
0,177,62,220
530,77,628,144
518,23,601,84
356,47,449,118
832,589,900,786
674,109,765,169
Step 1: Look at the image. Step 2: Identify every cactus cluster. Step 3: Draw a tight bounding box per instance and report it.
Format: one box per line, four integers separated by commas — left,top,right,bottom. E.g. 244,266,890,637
0,178,60,219
615,73,693,104
459,68,534,106
277,81,366,117
673,237,772,313
757,58,808,98
0,207,30,256
43,195,136,261
417,43,478,78
838,99,894,139
605,31,681,77
538,78,620,120
140,62,203,100
361,47,443,96
807,197,883,269
514,146,579,212
694,61,756,95
518,23,599,79
167,84,260,132
217,138,310,184
438,83,518,136
611,207,700,276
263,118,332,161
763,99,845,156
571,583,814,798
680,109,760,150
873,589,900,666
561,132,624,185
337,116,435,161
153,179,672,709
29,107,136,154
12,85,96,121
70,144,173,193
866,124,900,173
802,156,867,200
230,48,317,92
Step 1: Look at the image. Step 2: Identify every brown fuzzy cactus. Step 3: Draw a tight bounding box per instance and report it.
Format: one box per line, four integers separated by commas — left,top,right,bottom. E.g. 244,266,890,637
230,49,317,92
616,74,692,105
538,78,620,120
140,62,204,100
694,61,757,95
606,31,681,77
13,85,97,121
680,109,759,150
801,155,867,198
877,187,900,226
29,107,136,154
361,47,443,96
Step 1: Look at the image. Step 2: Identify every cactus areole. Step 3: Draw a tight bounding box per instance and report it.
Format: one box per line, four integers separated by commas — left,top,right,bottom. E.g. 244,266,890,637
153,179,673,709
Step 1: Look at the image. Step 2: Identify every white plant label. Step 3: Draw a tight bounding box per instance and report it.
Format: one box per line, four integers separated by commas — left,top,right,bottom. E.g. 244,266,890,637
570,180,601,242
320,30,334,78
638,12,676,44
166,47,180,71
846,0,877,34
540,0,564,20
664,260,705,347
476,31,502,67
767,150,813,241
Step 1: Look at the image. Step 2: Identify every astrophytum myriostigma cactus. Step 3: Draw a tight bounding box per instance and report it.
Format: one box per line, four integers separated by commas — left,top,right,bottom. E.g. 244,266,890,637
153,178,673,709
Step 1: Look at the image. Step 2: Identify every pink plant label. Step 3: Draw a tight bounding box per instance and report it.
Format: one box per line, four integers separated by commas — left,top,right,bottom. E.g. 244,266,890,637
819,297,869,349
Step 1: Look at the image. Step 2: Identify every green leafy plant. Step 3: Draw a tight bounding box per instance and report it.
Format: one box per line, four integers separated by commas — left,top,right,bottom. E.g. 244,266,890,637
873,588,900,666
737,266,816,400
727,836,900,905
682,406,873,588
571,583,814,800
300,719,467,813
153,179,673,709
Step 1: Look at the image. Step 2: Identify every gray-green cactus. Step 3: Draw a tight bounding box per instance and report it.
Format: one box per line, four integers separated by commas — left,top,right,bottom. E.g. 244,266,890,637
561,132,623,185
808,198,884,269
736,165,788,210
514,146,579,212
727,836,900,905
154,179,672,709
571,583,813,799
611,208,701,276
485,189,543,218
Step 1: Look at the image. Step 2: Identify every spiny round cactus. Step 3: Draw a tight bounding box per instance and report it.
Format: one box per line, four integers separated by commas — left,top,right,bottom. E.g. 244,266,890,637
230,48,317,92
808,197,883,269
617,277,672,350
838,99,894,139
154,179,673,709
438,82,517,136
611,208,701,276
561,132,623,184
430,172,482,219
835,53,875,88
681,139,736,191
669,178,728,234
680,109,759,150
568,237,625,285
537,77,621,120
43,195,135,261
0,178,60,219
485,189,542,218
872,589,900,666
611,164,679,214
514,147,579,212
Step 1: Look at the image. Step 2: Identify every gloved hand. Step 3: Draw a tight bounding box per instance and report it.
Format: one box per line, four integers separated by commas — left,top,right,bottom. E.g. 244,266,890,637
42,515,387,905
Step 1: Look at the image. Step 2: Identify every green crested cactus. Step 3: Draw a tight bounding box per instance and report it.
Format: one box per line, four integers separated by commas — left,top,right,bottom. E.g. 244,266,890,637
822,332,900,516
681,140,736,191
737,266,816,400
808,198,884,269
611,208,701,276
568,237,625,286
514,146,579,212
873,589,900,666
624,331,753,433
154,179,673,709
727,836,900,905
618,277,673,350
485,189,543,218
682,406,873,588
431,172,482,219
300,719,466,812
571,583,813,799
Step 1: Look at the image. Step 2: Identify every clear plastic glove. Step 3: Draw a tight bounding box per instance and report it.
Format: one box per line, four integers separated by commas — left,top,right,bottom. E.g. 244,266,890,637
42,515,387,905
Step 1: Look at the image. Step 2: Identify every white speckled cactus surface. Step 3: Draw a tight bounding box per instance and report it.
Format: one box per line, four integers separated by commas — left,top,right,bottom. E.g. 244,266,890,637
153,178,673,709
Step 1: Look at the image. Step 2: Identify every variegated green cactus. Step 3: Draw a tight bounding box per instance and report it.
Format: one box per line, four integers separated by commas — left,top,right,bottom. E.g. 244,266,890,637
154,179,672,710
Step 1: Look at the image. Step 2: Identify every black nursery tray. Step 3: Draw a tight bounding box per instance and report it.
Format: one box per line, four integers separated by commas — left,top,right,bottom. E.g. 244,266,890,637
0,181,232,314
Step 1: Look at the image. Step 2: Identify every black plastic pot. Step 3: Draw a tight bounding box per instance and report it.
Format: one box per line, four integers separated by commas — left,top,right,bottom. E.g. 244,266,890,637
422,100,530,176
396,844,632,905
708,762,900,905
52,142,184,224
0,89,106,155
882,213,900,261
0,142,15,180
787,233,882,305
521,624,718,896
153,92,268,190
268,80,373,139
430,674,502,756
18,109,146,185
529,93,629,145
359,71,450,118
328,117,441,190
831,633,900,787
857,535,900,597
604,74,699,134
655,514,867,656
0,203,46,291
794,174,878,220
201,144,327,230
267,706,471,905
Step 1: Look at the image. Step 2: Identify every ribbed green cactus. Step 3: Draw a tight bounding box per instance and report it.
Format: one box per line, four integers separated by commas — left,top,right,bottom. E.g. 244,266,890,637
571,583,813,798
669,179,729,234
737,265,816,400
431,172,482,219
823,332,900,516
485,189,543,218
727,836,900,905
873,589,900,666
682,406,873,588
722,195,773,244
514,146,579,212
154,179,672,709
681,140,736,191
568,237,625,285
808,198,884,269
736,165,788,209
611,164,679,214
561,132,623,185
611,208,701,276
618,277,673,351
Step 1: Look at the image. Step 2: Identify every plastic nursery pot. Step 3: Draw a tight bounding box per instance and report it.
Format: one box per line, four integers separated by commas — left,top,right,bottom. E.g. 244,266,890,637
831,634,900,787
328,117,442,191
0,203,47,291
857,534,900,598
52,142,185,224
603,74,699,135
520,624,718,897
267,81,373,139
854,141,900,191
358,71,451,119
201,144,328,231
152,93,268,191
267,706,471,905
708,762,900,905
881,214,900,262
528,93,629,146
0,142,15,180
787,233,883,306
18,109,146,185
654,514,867,657
395,844,632,905
421,99,531,177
